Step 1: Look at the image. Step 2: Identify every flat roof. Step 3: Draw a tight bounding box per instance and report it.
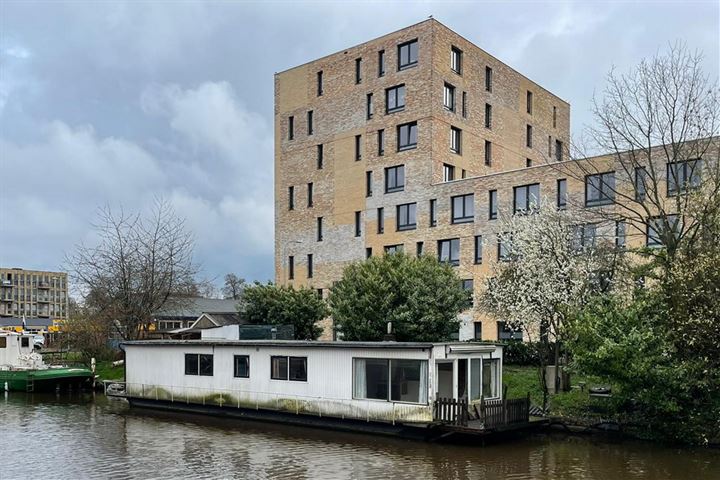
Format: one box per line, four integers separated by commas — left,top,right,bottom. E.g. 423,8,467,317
122,340,502,349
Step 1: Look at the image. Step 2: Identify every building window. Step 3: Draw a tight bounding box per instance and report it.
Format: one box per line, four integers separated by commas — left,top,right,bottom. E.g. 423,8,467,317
386,84,406,113
526,124,533,148
396,203,417,231
397,39,418,70
398,122,417,152
307,182,313,207
585,172,615,207
497,235,511,261
485,103,492,129
317,217,323,241
233,355,250,378
573,224,597,249
548,136,552,157
385,165,405,193
555,140,563,162
474,235,483,264
635,167,647,201
430,199,437,227
450,127,462,154
378,50,386,77
526,158,532,168
647,215,680,247
377,129,385,156
288,116,294,140
462,279,474,305
485,66,493,92
557,179,567,209
355,211,362,237
473,322,482,340
416,241,424,257
443,163,455,182
489,190,498,220
366,171,373,197
352,358,427,404
497,322,523,341
366,93,374,120
307,254,313,278
366,247,372,259
185,354,213,376
355,134,362,161
462,91,467,118
452,194,474,224
526,90,533,114
485,140,492,166
513,183,540,213
384,244,404,255
377,207,384,234
317,144,324,169
271,356,307,382
307,110,313,135
288,256,294,280
615,220,626,248
667,159,702,196
444,83,455,111
438,238,460,266
288,186,294,210
451,46,462,74
355,58,362,84
317,71,323,96
553,106,557,128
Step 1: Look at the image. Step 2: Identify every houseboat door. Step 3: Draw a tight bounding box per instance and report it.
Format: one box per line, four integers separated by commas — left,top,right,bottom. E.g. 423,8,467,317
436,361,453,398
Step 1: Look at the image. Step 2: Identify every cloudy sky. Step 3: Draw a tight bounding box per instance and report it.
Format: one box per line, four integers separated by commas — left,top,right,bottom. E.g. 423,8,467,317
1,1,718,287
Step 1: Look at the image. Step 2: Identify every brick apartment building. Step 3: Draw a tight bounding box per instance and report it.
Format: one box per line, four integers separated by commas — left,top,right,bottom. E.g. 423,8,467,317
0,267,69,322
274,19,707,341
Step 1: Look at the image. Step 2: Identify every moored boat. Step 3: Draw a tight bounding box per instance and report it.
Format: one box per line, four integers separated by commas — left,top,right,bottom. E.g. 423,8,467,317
0,331,94,392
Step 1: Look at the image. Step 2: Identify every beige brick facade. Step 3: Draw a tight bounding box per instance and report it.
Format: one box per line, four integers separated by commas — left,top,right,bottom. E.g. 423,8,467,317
0,267,69,321
274,20,649,341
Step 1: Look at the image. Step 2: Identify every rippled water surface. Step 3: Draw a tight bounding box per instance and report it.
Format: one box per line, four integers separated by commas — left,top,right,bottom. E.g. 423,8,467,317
2,393,718,479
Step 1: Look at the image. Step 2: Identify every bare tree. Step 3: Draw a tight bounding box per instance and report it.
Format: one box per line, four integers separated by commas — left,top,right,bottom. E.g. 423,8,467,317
66,199,197,340
558,43,720,271
222,273,246,300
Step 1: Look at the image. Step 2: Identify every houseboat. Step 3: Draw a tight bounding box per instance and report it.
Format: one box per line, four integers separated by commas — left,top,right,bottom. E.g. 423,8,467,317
0,331,94,392
110,332,533,440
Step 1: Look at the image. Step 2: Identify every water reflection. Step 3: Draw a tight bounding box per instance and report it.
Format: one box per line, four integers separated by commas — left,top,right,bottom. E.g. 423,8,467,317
2,393,718,479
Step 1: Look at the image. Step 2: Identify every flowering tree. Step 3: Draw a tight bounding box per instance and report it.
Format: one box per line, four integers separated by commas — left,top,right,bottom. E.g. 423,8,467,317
480,201,623,407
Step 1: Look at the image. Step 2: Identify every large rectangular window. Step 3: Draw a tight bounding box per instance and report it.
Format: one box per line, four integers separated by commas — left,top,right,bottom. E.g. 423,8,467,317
271,356,308,381
647,215,680,247
573,224,597,249
430,199,437,227
513,183,540,213
451,46,462,74
385,165,405,193
353,358,427,404
474,235,483,264
450,127,461,154
185,353,213,376
438,238,460,266
497,321,523,341
378,50,386,77
489,190,498,220
585,172,615,206
233,355,249,378
397,122,417,151
384,244,404,255
667,159,702,196
451,194,474,224
444,83,455,111
396,203,417,231
557,179,567,209
397,39,418,70
386,85,406,113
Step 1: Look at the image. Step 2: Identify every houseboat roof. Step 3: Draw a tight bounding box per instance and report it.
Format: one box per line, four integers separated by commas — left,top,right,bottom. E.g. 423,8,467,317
121,340,503,350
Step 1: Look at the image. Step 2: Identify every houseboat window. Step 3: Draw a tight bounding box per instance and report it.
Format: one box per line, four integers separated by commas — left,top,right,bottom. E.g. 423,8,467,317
21,337,29,348
234,355,249,378
353,358,427,404
470,359,482,401
184,353,213,376
482,359,499,398
271,356,307,381
0,337,6,348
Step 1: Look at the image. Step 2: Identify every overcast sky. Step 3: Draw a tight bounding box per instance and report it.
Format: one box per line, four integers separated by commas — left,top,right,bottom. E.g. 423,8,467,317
1,1,718,287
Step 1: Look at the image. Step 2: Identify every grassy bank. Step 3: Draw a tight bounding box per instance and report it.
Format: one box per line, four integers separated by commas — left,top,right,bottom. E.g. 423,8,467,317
94,361,124,381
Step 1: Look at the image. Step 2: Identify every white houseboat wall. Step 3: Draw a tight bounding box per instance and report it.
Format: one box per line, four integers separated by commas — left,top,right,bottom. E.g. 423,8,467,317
119,340,503,427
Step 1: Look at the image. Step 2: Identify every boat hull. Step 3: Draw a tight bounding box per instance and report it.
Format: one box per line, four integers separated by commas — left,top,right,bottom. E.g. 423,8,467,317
0,367,94,392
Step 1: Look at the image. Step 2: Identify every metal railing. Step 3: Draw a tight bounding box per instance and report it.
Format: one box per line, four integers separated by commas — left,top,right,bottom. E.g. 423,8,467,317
103,381,433,425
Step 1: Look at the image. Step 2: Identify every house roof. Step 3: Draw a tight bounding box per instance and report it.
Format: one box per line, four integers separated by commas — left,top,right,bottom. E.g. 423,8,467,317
0,317,54,327
122,340,503,350
199,312,244,326
153,297,241,320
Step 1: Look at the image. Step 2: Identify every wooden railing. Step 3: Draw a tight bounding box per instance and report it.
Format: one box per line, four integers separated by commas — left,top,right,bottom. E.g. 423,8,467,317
433,393,530,429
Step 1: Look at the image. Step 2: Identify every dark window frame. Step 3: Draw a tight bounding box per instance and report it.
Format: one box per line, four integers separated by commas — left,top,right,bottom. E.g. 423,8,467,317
378,50,386,77
307,254,313,279
474,235,483,264
443,163,455,182
317,144,324,169
355,211,362,237
233,355,250,378
385,165,405,193
635,167,647,201
485,140,492,166
526,124,533,148
430,199,437,227
288,186,294,211
385,84,406,113
526,90,533,114
397,121,418,151
485,66,493,92
451,46,463,74
288,256,294,280
397,39,419,71
317,216,323,241
366,93,373,120
396,202,417,231
355,58,362,84
355,134,362,161
307,182,313,207
485,103,492,129
585,172,616,207
667,159,702,196
288,116,294,140
513,183,540,214
444,82,455,111
438,238,460,266
307,110,313,135
184,353,213,377
377,207,384,234
450,126,462,154
377,129,385,156
366,171,373,197
317,71,323,96
489,190,498,220
557,178,567,209
451,193,474,224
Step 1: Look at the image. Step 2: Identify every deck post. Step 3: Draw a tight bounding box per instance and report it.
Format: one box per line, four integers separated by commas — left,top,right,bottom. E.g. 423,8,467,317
392,403,395,425
296,398,299,415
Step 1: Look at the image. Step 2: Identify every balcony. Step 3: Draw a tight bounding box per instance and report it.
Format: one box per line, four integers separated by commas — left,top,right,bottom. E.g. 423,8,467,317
1,280,12,287
37,298,51,304
38,282,51,289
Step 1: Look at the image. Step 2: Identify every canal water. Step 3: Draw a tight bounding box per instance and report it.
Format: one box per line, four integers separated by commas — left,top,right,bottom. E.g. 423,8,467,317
2,392,718,479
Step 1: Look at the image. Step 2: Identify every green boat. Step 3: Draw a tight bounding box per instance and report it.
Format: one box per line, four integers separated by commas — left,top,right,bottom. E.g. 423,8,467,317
0,332,94,392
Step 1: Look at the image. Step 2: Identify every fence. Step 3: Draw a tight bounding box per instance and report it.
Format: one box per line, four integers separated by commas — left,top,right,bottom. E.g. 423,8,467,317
433,394,530,429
